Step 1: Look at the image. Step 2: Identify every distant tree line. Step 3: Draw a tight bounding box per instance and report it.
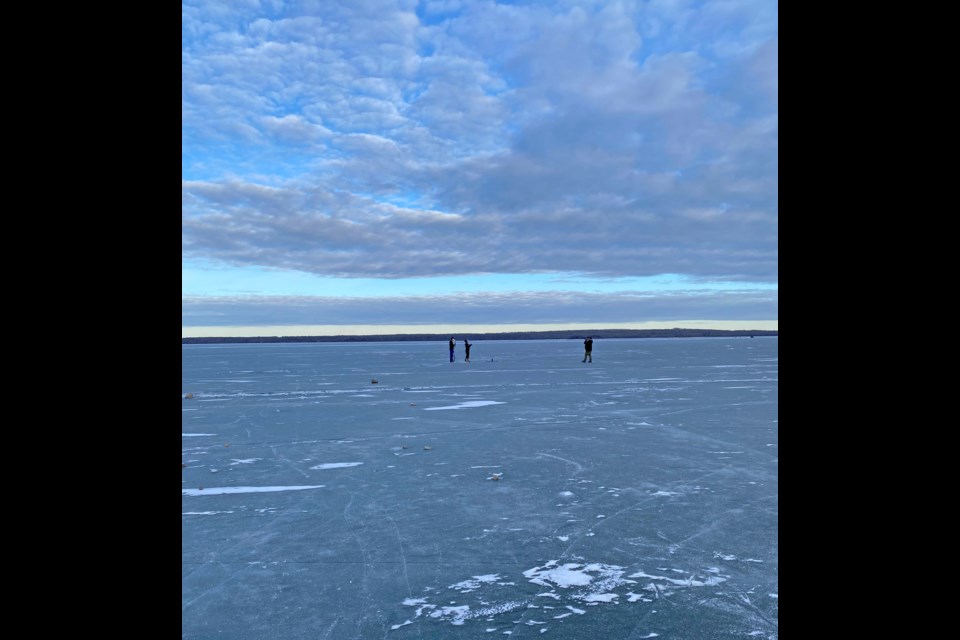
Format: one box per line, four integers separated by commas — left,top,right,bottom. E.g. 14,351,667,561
182,328,778,345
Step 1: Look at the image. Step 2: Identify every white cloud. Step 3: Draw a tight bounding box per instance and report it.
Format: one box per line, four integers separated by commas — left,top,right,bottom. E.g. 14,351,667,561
183,0,777,284
182,288,777,326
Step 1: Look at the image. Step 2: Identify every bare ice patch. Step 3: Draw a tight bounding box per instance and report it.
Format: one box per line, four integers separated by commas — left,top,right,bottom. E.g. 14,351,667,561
425,400,506,411
182,485,324,496
310,462,363,470
229,458,261,465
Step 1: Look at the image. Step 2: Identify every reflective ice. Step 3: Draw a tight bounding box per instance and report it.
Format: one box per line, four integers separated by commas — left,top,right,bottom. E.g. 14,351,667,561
182,338,778,639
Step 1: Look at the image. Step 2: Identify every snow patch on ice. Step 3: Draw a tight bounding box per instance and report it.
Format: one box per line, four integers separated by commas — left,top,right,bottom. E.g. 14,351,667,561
628,569,728,588
400,560,672,629
425,400,506,411
182,485,324,496
625,592,652,602
580,593,618,603
429,605,470,625
524,562,595,588
310,462,363,470
450,574,502,593
473,601,526,618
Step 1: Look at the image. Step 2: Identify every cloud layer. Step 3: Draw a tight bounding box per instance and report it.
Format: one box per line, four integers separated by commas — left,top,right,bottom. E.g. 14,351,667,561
182,288,777,327
182,0,778,283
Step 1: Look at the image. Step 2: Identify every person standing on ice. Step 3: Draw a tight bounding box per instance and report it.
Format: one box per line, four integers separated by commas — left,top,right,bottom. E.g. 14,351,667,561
464,339,472,363
582,336,593,363
449,337,456,362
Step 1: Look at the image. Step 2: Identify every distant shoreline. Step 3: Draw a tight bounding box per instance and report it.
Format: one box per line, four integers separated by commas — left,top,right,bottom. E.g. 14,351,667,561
182,328,778,344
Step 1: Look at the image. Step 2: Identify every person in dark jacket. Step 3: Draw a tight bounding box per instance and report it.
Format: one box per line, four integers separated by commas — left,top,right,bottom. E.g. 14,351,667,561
582,336,593,363
464,339,472,363
449,337,456,362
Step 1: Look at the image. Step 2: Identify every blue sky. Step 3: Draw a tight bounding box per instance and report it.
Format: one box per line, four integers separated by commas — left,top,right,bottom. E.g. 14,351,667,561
182,0,777,337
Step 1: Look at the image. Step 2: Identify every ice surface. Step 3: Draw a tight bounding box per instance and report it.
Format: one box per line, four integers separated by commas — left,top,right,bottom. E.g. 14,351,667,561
183,338,778,638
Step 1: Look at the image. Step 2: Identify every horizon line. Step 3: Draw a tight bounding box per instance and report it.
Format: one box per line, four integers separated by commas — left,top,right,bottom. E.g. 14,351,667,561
182,320,778,339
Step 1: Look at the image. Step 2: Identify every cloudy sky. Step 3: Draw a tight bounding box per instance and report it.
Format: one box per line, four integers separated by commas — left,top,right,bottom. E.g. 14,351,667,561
182,0,777,337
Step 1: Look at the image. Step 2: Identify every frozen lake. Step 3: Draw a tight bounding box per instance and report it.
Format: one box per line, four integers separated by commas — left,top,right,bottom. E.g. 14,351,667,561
182,337,778,639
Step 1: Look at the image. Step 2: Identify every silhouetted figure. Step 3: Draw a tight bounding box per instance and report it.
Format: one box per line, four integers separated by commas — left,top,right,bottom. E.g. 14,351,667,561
449,337,456,362
582,337,593,363
464,339,472,362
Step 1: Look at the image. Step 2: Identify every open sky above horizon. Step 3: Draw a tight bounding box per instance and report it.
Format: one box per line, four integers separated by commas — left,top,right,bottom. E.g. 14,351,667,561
182,0,777,338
